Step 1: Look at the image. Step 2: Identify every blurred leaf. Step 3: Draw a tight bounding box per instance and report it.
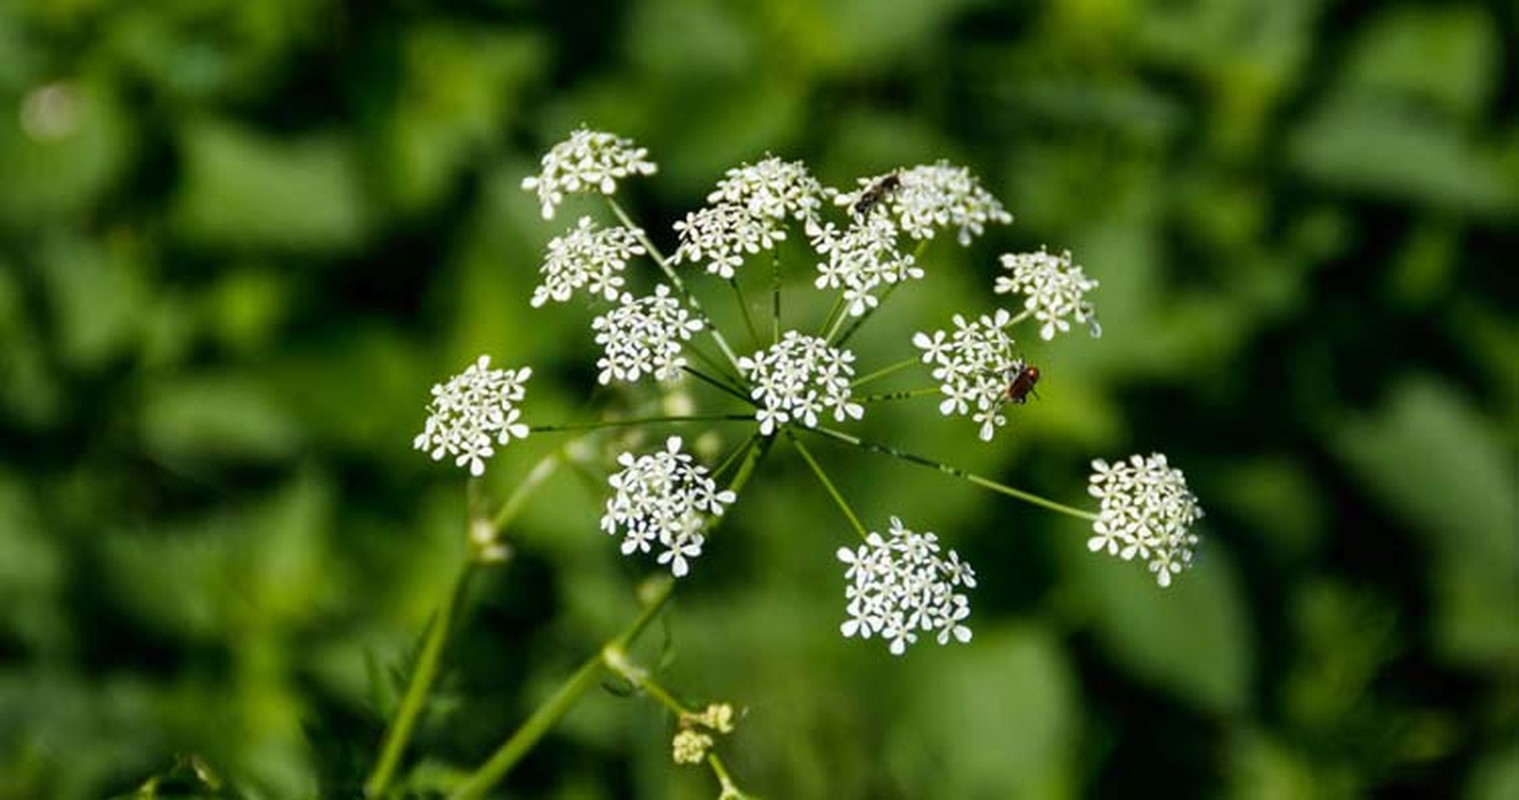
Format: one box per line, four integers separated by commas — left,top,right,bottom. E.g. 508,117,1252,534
1065,527,1254,714
173,121,370,251
1340,4,1498,119
38,233,147,371
1213,455,1325,560
139,370,304,463
1334,377,1519,669
893,625,1077,798
206,266,289,354
1288,96,1519,217
0,261,64,428
101,0,329,102
1224,728,1337,800
1469,745,1519,800
0,79,131,226
0,473,66,652
379,27,543,215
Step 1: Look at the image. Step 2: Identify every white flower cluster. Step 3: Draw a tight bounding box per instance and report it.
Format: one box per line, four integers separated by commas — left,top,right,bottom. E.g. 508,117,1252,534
995,247,1101,340
706,155,824,224
1087,453,1204,587
837,161,1012,245
592,285,704,384
912,309,1021,441
672,202,785,279
532,216,647,307
738,331,864,435
521,127,657,219
413,355,532,477
602,436,736,578
811,214,922,317
837,517,976,655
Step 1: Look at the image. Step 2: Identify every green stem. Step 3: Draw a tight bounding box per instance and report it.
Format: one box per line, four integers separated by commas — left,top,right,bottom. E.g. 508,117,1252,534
729,277,760,346
364,560,477,798
815,293,846,340
682,365,755,406
449,436,775,799
800,425,1097,520
770,249,782,345
787,431,868,538
490,451,562,535
529,413,754,435
859,387,940,404
602,645,689,715
833,239,929,348
708,752,747,799
608,197,742,371
448,579,677,800
852,356,919,389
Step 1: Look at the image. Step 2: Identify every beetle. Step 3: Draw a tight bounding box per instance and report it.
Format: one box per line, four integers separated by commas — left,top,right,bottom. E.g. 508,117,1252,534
1004,360,1041,405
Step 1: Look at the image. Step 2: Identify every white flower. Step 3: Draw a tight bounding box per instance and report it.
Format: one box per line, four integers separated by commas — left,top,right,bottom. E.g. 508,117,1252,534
737,331,864,436
591,285,704,384
413,355,532,476
836,517,975,655
836,161,1012,245
912,309,1021,441
601,436,737,578
1086,453,1204,587
810,214,922,317
995,247,1101,340
706,155,824,224
521,127,658,219
532,216,647,307
672,202,785,279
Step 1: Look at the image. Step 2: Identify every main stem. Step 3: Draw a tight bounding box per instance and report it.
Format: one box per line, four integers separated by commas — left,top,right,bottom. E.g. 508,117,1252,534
448,436,775,799
364,560,476,798
448,579,676,800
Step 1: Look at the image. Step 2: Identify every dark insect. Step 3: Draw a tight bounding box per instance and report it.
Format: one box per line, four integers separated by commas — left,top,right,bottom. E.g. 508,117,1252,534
852,172,901,220
1004,360,1041,405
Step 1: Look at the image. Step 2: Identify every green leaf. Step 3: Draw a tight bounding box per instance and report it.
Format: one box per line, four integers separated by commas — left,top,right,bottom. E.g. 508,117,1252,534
893,625,1078,798
139,370,304,463
1334,377,1519,669
1288,96,1519,217
1341,5,1499,119
1066,525,1254,714
173,121,369,251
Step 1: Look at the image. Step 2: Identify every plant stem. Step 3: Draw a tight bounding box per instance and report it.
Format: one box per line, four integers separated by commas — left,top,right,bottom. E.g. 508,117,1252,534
529,413,755,435
833,239,928,348
729,277,760,346
608,197,742,371
448,436,775,799
364,559,477,798
852,356,919,388
770,249,781,345
800,425,1098,520
490,451,562,535
787,431,868,538
859,387,940,404
682,365,755,405
448,579,677,800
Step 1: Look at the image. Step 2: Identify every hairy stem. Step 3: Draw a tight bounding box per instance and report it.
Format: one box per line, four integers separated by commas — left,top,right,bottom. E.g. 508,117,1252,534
364,560,477,798
448,436,775,799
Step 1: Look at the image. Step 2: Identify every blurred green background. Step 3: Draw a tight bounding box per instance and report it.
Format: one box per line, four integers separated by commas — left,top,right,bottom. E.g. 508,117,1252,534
1,0,1515,798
